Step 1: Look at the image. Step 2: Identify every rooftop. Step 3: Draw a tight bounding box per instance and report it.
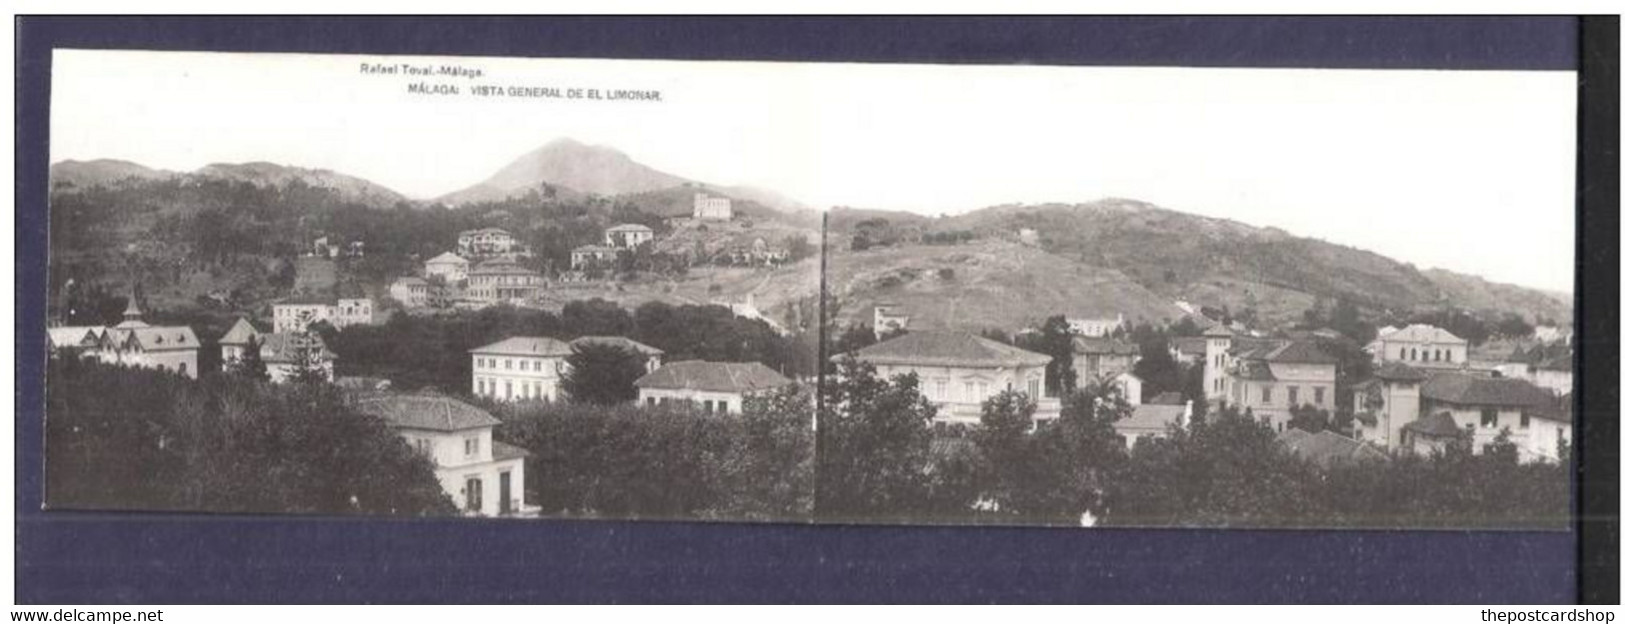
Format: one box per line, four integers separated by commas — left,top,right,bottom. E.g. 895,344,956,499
1281,429,1387,468
634,360,793,394
1113,403,1187,433
1403,412,1464,438
1422,373,1556,409
571,335,664,356
112,325,200,353
1371,361,1429,382
848,331,1052,368
357,393,502,432
606,223,654,233
1377,323,1468,345
426,251,469,265
470,336,574,357
258,332,337,364
218,317,261,346
1255,340,1339,365
1072,336,1140,356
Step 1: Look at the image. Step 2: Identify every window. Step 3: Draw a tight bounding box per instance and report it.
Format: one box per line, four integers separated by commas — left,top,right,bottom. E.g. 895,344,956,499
646,397,656,406
1027,377,1041,397
464,436,480,457
178,362,188,375
935,379,948,400
717,401,729,414
703,400,715,414
520,360,528,371
1314,387,1325,405
1261,386,1273,404
1421,350,1430,363
1446,350,1453,362
1519,412,1531,429
1481,408,1499,428
415,438,433,455
465,477,483,512
505,381,512,399
505,359,512,370
1288,386,1299,405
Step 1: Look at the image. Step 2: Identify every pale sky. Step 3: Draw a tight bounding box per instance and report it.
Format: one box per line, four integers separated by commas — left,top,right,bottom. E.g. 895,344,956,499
51,50,1576,293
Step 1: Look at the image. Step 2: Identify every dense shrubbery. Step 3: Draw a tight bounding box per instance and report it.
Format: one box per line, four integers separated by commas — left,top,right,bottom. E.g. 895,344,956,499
45,358,454,515
490,383,814,521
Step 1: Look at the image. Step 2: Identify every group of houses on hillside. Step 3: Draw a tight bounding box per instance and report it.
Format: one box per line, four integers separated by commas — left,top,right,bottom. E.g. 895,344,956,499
390,227,546,309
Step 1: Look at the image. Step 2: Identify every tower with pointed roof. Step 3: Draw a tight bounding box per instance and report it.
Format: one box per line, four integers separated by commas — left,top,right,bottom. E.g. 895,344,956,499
114,286,150,329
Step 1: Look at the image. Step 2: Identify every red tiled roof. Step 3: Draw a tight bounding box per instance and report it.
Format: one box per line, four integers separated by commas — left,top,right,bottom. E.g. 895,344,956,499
634,360,792,394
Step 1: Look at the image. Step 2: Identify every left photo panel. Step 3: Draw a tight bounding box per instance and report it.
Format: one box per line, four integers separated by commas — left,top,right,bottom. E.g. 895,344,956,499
44,50,824,520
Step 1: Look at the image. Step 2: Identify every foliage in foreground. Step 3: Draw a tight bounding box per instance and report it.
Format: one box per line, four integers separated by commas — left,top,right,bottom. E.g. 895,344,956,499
45,358,454,515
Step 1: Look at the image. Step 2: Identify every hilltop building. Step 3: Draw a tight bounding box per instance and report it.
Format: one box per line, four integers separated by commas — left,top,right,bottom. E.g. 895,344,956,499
872,303,910,340
842,330,1061,425
634,360,792,414
466,259,543,304
569,245,621,271
604,224,655,248
692,193,733,220
457,228,517,257
469,336,572,402
424,252,470,284
272,295,373,333
92,296,200,378
1366,323,1469,370
1066,314,1125,338
356,393,532,516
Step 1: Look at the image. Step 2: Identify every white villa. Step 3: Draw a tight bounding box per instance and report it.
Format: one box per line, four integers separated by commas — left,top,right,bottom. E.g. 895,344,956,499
218,317,337,383
457,227,517,257
1223,339,1339,430
843,330,1061,425
356,393,532,516
634,360,792,414
1366,323,1469,370
1404,373,1568,463
604,224,655,248
692,193,733,220
466,259,543,304
424,252,470,284
1349,361,1431,450
1066,314,1125,338
272,296,373,333
469,336,573,402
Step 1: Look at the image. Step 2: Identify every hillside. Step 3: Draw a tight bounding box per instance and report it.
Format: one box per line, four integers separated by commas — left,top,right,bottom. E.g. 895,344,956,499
890,199,1572,327
1423,268,1572,324
828,239,1187,332
195,162,409,207
437,138,689,205
50,159,175,188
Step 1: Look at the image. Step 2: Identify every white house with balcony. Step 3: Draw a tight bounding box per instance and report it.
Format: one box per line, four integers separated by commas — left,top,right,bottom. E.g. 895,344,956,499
355,393,533,516
842,330,1061,425
469,336,573,402
634,360,792,415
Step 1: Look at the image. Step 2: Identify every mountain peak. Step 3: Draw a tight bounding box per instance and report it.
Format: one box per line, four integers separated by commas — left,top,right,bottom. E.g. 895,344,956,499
437,137,689,204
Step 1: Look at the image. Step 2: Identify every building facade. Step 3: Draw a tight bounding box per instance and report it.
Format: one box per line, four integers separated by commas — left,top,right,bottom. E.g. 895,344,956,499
692,193,733,220
1066,314,1125,338
872,303,910,339
93,299,199,378
356,393,531,516
1349,361,1429,449
604,224,655,248
1366,323,1469,370
424,252,470,283
569,245,621,271
469,336,573,402
457,228,517,257
466,259,543,303
1406,373,1568,463
1223,340,1338,429
634,360,792,414
272,296,374,333
1071,336,1140,385
844,331,1061,425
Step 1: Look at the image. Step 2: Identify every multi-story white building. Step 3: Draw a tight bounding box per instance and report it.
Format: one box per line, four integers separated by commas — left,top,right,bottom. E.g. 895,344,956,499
424,252,470,284
1071,336,1140,385
1366,323,1469,370
389,276,431,308
356,393,532,516
1349,361,1430,449
272,296,373,333
692,193,733,220
466,259,543,304
1402,373,1569,463
1223,339,1339,430
457,228,517,257
843,330,1061,425
469,336,573,402
634,360,792,415
1066,314,1125,338
604,224,655,248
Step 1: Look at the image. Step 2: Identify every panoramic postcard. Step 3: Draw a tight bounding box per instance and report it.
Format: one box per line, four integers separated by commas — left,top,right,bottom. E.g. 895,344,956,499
45,50,1575,529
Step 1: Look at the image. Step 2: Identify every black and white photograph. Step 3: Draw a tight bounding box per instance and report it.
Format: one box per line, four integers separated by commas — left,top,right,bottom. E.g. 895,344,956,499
43,47,1577,530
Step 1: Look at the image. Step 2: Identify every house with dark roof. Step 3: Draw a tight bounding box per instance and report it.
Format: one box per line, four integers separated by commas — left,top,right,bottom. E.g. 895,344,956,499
1071,336,1140,386
218,317,338,383
355,393,532,516
470,336,573,402
1349,361,1430,450
634,360,793,414
1114,401,1192,448
1280,429,1387,468
1414,372,1569,462
92,297,200,378
1222,339,1338,430
842,330,1061,424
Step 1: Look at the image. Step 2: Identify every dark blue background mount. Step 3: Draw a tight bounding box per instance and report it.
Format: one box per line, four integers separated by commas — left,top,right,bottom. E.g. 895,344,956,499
15,16,1588,604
